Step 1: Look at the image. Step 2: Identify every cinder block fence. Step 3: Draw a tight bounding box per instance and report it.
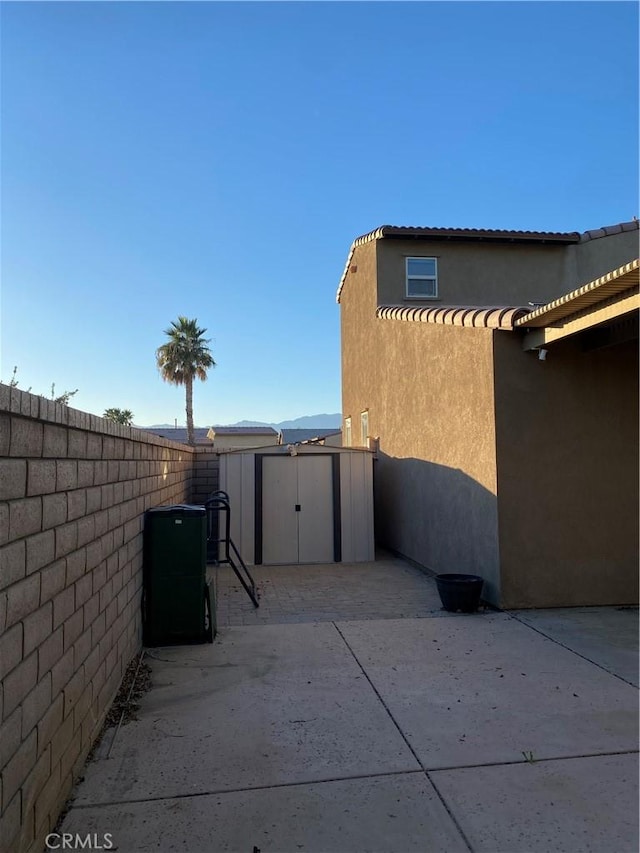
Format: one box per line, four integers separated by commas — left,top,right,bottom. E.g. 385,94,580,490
191,447,220,504
0,385,219,853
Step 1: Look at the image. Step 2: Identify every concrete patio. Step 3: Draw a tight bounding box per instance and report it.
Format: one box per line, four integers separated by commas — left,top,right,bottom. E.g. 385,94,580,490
59,557,639,852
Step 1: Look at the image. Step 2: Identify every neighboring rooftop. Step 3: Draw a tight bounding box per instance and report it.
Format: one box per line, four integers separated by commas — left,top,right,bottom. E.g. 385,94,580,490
210,426,279,436
140,427,212,445
279,428,342,445
140,425,280,445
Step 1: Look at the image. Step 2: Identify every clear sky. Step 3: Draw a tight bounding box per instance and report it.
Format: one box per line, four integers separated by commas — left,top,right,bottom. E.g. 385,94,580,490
1,1,638,426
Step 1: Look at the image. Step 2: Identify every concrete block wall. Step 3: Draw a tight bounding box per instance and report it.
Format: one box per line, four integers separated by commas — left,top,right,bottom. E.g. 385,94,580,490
0,385,195,853
191,448,220,505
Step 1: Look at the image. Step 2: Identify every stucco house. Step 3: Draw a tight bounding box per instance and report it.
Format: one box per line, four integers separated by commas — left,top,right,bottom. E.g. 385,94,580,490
338,220,639,608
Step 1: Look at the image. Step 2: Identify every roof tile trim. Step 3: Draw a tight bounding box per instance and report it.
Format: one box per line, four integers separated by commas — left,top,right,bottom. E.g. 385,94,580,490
336,219,639,303
363,225,579,241
377,305,529,329
580,220,639,242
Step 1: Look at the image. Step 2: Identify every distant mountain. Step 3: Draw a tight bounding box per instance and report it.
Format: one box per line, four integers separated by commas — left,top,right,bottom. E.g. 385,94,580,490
143,423,184,429
272,414,341,430
227,420,272,428
143,414,341,430
225,414,341,430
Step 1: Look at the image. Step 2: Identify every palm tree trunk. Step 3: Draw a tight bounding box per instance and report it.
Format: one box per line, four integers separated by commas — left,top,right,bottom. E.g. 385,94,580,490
185,375,194,445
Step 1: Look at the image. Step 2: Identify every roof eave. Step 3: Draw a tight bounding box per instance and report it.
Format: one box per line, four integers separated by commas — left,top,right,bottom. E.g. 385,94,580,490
378,226,580,244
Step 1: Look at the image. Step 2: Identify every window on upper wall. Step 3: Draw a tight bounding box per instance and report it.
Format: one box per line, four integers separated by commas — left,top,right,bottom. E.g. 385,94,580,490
344,416,352,447
406,257,438,298
360,410,369,446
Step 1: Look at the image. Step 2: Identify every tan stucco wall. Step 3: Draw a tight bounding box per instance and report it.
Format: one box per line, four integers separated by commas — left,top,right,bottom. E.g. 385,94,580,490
340,227,639,609
341,242,502,601
372,229,639,309
567,229,640,289
493,334,639,609
376,239,569,307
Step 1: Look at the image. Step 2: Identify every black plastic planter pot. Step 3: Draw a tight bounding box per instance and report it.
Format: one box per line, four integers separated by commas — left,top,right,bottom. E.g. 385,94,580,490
436,573,484,613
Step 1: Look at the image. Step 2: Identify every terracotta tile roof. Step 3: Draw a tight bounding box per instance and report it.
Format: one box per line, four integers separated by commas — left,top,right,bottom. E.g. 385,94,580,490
515,259,640,328
578,221,639,242
377,304,529,329
357,225,580,244
336,220,639,303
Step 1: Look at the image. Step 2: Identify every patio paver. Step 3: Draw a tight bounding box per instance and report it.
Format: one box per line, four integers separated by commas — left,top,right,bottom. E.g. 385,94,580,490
213,554,446,627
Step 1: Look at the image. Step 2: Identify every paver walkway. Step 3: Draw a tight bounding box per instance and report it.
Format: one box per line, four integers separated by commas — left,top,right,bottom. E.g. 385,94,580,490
60,558,639,853
213,553,448,626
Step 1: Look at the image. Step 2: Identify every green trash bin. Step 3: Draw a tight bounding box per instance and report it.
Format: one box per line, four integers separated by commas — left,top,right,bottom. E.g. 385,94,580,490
143,504,215,646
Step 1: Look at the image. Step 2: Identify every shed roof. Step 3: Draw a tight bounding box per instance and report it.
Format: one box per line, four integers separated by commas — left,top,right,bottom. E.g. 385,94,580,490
218,444,370,455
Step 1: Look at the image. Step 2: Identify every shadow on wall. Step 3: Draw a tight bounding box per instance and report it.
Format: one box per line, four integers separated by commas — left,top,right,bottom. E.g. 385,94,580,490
373,452,501,605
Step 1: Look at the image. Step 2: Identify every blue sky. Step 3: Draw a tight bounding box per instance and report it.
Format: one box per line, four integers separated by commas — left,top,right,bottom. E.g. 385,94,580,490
1,1,638,426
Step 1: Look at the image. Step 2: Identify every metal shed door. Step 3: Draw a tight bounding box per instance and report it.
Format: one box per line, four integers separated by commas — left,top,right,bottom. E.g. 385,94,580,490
262,455,334,564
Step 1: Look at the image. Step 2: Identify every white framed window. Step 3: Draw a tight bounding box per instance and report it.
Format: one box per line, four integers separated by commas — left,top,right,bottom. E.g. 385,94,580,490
360,410,369,446
344,416,352,447
406,257,438,298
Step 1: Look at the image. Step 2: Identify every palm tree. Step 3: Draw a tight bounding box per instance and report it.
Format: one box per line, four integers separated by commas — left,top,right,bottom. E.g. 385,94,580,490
103,408,134,425
155,317,216,445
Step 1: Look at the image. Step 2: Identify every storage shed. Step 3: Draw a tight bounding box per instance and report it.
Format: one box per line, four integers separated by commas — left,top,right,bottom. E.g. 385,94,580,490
218,445,374,565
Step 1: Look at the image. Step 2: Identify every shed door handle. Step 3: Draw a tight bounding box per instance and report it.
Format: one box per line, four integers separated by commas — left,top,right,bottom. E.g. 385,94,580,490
295,504,301,512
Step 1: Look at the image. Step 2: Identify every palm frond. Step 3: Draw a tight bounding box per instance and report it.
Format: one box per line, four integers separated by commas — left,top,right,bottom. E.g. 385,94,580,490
155,316,216,387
